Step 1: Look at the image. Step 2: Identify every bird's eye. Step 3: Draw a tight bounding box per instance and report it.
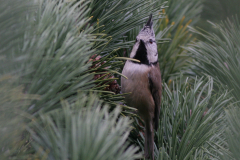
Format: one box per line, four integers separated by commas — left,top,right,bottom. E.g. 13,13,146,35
149,39,153,44
135,38,138,42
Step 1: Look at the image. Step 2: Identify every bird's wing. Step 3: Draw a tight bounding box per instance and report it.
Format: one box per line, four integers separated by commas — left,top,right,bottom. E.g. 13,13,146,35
148,64,162,131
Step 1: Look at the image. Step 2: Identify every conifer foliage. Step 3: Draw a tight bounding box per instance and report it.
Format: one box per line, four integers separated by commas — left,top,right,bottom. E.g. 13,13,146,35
0,0,240,159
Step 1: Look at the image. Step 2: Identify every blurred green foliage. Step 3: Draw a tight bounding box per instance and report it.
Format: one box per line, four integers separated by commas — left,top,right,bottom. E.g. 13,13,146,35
0,0,240,159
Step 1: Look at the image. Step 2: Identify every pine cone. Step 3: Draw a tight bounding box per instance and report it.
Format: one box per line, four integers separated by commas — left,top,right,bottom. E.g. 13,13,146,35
88,54,121,94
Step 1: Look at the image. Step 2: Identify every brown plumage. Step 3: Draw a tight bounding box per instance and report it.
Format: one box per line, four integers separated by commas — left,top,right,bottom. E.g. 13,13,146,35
121,14,161,160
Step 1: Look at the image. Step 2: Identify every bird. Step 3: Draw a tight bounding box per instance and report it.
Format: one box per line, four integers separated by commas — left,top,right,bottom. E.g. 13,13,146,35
121,14,162,160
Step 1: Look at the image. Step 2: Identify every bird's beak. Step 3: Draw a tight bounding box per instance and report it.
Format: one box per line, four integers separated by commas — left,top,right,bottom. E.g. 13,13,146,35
145,14,153,27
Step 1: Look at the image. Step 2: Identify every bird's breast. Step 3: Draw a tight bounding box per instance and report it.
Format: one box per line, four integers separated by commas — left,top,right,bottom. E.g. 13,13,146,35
121,61,155,117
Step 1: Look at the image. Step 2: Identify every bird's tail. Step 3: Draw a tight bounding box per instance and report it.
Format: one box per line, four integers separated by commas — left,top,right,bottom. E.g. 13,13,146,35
144,122,154,160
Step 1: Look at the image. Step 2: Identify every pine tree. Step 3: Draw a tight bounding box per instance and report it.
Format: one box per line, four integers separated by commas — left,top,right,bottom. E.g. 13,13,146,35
1,0,240,159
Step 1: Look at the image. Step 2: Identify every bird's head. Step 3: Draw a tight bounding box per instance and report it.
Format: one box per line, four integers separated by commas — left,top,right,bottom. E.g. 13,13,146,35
130,14,158,65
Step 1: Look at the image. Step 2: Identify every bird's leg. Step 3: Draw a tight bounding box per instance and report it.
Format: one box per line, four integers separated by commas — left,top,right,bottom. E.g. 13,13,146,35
144,119,154,160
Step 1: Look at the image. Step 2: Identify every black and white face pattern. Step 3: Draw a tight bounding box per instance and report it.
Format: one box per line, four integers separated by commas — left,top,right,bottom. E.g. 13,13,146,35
130,25,158,65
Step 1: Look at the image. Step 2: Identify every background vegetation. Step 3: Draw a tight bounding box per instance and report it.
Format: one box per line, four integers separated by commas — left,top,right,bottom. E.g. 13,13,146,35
1,0,240,159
